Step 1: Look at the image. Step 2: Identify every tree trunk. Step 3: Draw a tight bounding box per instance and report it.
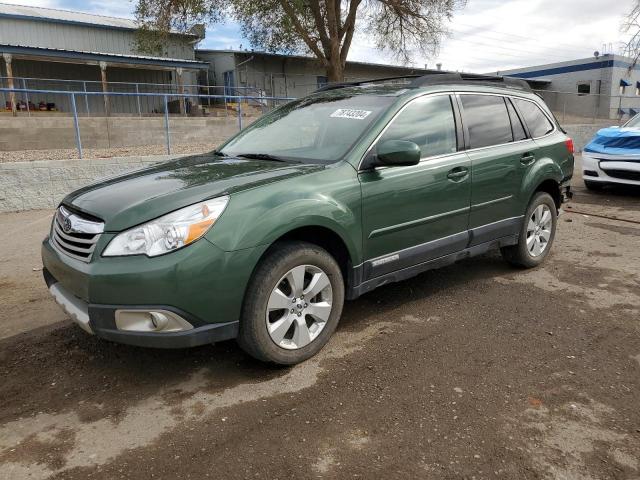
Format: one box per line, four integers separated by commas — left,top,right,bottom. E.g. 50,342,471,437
326,58,344,83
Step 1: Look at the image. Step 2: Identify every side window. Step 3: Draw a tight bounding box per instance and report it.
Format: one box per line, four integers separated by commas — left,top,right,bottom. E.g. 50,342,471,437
506,98,527,141
460,95,513,149
512,98,555,138
378,95,457,158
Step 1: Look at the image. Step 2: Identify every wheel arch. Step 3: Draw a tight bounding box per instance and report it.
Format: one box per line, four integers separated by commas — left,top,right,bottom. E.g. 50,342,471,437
258,224,355,286
523,157,563,212
533,178,562,211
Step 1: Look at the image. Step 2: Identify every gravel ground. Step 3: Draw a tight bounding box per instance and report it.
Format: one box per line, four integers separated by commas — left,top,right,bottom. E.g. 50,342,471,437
0,143,220,163
0,158,639,480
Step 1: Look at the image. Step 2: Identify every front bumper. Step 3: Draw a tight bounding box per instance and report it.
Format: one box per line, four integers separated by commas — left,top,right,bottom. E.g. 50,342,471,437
42,234,267,348
583,153,640,186
44,269,238,348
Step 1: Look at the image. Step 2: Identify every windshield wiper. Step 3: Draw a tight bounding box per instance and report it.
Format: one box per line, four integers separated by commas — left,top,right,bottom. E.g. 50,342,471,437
213,150,228,157
235,153,291,163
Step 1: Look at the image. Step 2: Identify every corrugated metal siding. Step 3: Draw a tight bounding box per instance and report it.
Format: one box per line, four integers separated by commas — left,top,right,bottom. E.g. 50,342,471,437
0,3,137,29
0,18,194,60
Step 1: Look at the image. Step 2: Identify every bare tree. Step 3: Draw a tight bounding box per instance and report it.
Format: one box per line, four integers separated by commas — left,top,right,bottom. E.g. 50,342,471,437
622,0,640,69
135,0,464,82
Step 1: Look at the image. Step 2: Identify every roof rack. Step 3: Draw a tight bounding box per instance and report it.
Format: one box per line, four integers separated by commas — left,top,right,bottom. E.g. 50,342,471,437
314,74,429,92
314,72,532,93
408,73,532,91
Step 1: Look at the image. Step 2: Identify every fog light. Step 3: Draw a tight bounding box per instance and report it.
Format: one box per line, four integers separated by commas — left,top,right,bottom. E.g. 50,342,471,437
115,310,194,333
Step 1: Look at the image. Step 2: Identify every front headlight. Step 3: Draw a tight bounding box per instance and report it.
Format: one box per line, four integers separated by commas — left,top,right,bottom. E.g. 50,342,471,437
103,196,229,257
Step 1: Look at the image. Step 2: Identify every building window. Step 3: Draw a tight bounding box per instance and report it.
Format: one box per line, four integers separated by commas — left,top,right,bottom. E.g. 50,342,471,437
317,76,328,89
577,82,590,94
620,79,632,95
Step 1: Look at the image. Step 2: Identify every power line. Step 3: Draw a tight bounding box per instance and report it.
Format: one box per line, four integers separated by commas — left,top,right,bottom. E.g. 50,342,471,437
451,21,621,53
448,28,593,57
442,37,590,60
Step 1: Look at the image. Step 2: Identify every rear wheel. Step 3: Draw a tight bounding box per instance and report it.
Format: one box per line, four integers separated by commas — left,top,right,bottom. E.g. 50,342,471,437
501,192,557,268
584,180,604,191
238,241,344,365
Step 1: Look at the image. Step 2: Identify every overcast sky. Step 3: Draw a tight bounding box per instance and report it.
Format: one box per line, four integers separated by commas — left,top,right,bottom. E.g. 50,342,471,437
3,0,634,72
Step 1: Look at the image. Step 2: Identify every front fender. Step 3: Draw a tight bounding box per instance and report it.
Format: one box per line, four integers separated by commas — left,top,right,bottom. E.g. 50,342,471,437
206,163,363,265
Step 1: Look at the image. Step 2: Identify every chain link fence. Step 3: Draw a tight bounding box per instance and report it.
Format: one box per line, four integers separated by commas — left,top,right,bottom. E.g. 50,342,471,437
0,87,293,160
532,89,638,125
1,82,636,160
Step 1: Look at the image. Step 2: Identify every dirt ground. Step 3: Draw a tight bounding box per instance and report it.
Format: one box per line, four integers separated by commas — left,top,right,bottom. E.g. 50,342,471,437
0,156,639,480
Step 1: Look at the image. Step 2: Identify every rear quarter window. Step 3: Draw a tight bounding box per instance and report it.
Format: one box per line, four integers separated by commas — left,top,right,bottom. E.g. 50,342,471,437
512,98,555,138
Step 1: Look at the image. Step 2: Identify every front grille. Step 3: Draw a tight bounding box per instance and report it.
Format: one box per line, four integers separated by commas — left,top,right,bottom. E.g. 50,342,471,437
601,169,640,181
51,206,104,263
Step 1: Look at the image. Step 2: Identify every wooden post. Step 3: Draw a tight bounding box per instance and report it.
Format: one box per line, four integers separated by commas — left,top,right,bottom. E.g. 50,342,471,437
3,54,17,116
99,61,110,116
176,67,185,115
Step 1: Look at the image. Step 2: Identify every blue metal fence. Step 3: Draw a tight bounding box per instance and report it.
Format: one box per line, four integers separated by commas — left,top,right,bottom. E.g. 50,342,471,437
0,87,295,159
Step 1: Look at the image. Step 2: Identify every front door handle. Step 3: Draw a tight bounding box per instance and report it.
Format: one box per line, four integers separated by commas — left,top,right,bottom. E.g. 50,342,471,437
447,166,469,181
521,153,536,165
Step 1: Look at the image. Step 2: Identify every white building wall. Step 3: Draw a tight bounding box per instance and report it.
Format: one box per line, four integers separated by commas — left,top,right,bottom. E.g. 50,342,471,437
497,55,640,120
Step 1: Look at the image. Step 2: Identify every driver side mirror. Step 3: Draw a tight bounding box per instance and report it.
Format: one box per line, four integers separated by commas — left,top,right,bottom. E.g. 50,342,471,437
364,140,421,169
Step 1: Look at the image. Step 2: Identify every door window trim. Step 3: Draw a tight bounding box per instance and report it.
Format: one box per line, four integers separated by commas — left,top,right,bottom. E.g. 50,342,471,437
357,92,462,171
455,91,557,148
457,92,518,150
359,91,557,171
507,95,558,140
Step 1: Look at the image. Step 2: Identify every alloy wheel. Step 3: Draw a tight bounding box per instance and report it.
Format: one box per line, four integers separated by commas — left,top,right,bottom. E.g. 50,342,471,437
265,265,333,350
526,204,553,257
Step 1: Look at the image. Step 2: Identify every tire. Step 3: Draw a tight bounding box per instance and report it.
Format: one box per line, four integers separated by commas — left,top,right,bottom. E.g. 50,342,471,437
237,241,345,365
584,180,604,191
501,192,557,268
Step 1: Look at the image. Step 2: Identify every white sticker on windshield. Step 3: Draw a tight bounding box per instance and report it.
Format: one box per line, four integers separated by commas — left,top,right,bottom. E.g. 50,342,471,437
330,108,372,120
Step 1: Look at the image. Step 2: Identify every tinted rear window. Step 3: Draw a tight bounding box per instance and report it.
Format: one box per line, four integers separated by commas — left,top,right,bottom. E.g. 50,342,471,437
512,98,554,138
460,95,513,149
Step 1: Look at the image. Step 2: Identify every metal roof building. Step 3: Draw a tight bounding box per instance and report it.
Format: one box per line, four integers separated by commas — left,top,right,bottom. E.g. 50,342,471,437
196,49,446,99
0,3,208,114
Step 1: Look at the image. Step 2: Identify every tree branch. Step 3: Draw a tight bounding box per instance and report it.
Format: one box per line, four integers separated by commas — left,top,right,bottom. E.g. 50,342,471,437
276,0,327,62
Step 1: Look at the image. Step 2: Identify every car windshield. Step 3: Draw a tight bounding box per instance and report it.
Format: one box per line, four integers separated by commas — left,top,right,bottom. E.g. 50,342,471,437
624,114,640,128
220,92,395,163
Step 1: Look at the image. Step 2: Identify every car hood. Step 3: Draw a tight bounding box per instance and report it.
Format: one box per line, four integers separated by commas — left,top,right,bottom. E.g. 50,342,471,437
63,153,324,231
585,127,640,156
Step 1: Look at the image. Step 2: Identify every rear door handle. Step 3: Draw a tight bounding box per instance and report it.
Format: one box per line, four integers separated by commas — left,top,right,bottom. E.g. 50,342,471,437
521,153,536,165
447,166,469,181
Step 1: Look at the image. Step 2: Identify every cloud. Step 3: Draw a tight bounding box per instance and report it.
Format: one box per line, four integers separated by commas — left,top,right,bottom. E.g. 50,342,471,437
11,0,635,72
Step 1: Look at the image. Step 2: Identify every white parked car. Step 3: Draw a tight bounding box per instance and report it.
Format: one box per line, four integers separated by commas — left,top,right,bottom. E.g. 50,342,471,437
582,115,640,190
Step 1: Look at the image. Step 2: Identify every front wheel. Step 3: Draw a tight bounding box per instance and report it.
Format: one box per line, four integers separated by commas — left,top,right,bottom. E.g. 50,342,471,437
501,192,557,268
237,241,344,365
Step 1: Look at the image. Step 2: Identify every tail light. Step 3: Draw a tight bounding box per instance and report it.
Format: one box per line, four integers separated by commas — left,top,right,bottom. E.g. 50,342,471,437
565,138,575,154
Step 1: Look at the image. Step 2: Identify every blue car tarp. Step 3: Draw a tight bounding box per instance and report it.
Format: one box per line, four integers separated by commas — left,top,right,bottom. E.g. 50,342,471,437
584,127,640,155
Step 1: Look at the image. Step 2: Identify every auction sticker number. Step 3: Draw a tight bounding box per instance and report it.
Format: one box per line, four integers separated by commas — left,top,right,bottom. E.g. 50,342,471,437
330,109,372,120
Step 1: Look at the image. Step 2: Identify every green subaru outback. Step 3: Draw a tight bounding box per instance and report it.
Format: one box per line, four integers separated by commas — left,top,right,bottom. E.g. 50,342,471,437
42,73,574,364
